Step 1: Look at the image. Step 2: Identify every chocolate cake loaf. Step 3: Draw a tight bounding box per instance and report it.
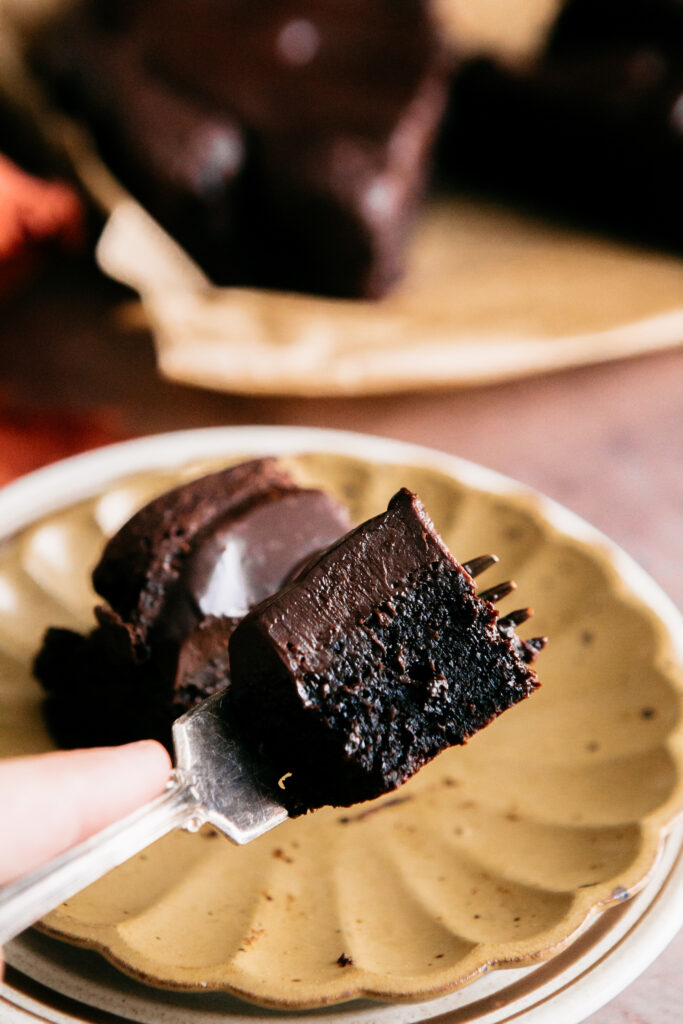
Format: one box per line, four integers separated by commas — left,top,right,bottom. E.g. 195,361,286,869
228,488,545,816
34,459,351,747
35,0,449,297
439,0,682,248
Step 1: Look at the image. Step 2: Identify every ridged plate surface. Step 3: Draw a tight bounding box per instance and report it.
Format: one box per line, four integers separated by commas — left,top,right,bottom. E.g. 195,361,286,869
0,428,681,1009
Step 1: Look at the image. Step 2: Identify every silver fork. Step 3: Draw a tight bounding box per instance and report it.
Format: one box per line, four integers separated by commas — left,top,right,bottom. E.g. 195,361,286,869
0,690,287,946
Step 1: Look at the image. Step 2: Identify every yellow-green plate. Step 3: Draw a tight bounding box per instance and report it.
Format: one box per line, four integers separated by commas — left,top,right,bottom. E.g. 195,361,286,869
0,427,681,1009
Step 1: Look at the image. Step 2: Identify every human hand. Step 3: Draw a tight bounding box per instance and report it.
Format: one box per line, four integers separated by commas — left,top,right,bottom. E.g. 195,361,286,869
0,742,171,975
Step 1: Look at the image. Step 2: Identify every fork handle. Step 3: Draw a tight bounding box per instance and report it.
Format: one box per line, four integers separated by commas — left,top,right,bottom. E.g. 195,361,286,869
0,771,201,947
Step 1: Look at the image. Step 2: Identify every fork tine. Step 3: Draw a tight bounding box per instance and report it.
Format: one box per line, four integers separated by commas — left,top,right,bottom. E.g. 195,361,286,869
479,580,517,603
462,554,498,577
498,607,533,634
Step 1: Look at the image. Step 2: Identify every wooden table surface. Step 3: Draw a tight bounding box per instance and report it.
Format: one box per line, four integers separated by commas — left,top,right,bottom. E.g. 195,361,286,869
1,263,681,1023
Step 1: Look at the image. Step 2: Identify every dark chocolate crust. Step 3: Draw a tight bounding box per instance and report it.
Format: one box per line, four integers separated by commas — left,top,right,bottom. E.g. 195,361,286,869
228,488,541,816
34,459,350,748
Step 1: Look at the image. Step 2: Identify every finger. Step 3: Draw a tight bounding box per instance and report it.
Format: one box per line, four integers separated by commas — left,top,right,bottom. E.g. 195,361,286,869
0,741,172,886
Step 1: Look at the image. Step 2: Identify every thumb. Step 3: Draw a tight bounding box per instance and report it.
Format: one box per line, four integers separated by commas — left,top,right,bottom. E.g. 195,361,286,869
0,742,172,886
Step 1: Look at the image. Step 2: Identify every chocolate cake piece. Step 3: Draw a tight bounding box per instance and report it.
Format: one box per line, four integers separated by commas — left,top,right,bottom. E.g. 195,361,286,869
438,0,682,248
134,0,450,298
545,0,683,58
228,488,544,816
248,71,447,299
92,458,295,643
34,459,351,748
35,14,250,284
35,0,449,297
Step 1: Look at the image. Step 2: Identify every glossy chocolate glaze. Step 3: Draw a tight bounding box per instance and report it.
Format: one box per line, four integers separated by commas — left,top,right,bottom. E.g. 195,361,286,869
92,458,295,627
186,489,352,618
229,488,543,816
158,487,352,650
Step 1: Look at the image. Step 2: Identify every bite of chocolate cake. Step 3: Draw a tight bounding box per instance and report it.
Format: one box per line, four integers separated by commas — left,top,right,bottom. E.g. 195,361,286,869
228,487,544,815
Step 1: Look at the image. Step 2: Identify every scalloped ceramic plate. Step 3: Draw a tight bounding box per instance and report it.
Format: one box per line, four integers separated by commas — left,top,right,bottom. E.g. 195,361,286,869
0,428,682,1011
